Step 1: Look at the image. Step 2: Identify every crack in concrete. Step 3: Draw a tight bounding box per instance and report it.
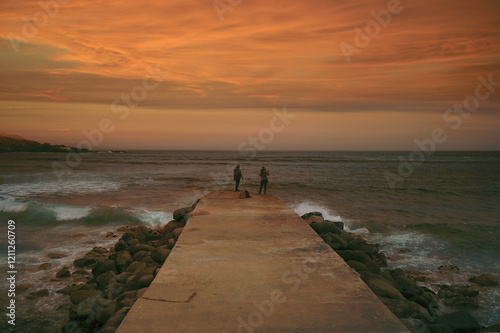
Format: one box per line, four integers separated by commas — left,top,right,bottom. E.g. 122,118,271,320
142,292,197,304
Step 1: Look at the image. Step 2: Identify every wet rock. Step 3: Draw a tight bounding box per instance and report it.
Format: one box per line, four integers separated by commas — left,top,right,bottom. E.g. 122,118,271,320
392,274,422,298
116,272,133,284
438,265,459,273
131,243,155,254
117,226,129,232
114,239,128,252
301,212,324,224
400,318,427,333
172,227,184,239
47,252,67,259
71,233,87,238
116,251,133,272
132,250,148,261
57,284,83,295
399,248,412,253
444,296,479,309
151,246,171,264
137,274,155,288
16,284,33,294
163,220,185,234
336,250,371,264
69,289,99,305
100,307,130,332
72,269,89,276
167,238,176,249
433,310,481,332
479,323,500,333
96,300,117,324
26,289,49,300
38,262,52,270
309,221,341,235
469,273,499,287
455,285,479,298
173,206,193,221
96,271,117,289
321,233,347,250
427,324,453,333
346,260,369,272
92,259,118,278
126,261,146,274
56,266,72,278
105,232,116,238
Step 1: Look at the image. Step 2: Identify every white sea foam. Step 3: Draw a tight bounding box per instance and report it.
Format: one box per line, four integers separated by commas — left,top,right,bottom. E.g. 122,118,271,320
51,205,92,221
135,209,173,227
0,197,28,212
291,201,342,222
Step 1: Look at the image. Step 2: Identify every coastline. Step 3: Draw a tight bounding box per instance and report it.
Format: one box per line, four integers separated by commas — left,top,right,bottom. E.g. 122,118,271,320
2,196,499,333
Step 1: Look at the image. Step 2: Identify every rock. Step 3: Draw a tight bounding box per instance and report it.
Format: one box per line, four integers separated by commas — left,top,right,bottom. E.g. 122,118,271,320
47,252,67,259
151,246,171,264
172,227,184,239
131,244,155,254
57,284,83,295
137,274,155,288
126,238,140,247
56,267,71,278
173,207,193,221
163,220,185,234
455,285,479,298
438,265,459,273
433,310,481,332
393,275,422,298
479,323,500,333
146,228,162,241
105,281,125,299
116,290,138,308
400,318,427,333
132,250,148,261
92,259,118,278
347,237,375,257
26,289,49,300
72,269,89,276
366,278,405,300
399,248,412,253
114,239,128,252
95,300,117,324
100,307,130,332
105,232,115,238
96,271,117,289
71,233,87,238
309,221,341,235
301,212,324,224
336,250,371,264
74,257,98,268
92,247,109,254
438,285,459,299
321,233,347,250
444,296,479,309
346,260,369,272
116,272,133,284
364,260,381,274
70,290,99,305
167,238,176,249
117,226,129,232
126,261,146,274
469,273,499,286
427,324,453,333
16,284,33,294
38,263,52,270
338,230,355,242
116,251,133,272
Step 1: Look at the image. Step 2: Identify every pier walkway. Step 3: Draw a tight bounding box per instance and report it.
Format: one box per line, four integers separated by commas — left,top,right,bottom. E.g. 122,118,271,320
117,191,409,332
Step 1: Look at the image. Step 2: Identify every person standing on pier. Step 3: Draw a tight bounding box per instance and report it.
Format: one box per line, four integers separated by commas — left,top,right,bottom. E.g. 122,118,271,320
234,165,243,192
259,166,269,194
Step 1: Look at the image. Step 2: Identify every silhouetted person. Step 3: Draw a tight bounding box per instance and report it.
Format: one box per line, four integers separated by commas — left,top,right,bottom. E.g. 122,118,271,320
259,166,269,194
234,165,243,191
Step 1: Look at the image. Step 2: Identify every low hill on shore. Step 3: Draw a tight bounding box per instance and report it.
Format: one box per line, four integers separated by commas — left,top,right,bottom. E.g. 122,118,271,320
0,132,90,153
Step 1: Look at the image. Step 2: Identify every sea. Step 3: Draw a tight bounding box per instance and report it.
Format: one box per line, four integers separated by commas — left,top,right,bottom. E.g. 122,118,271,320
0,150,499,330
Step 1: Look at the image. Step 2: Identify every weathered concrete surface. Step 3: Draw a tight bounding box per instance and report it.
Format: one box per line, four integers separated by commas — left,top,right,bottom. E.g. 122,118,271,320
117,191,409,333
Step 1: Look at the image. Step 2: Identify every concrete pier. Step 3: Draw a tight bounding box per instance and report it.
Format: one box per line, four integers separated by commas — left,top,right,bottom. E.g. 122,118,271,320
117,191,409,332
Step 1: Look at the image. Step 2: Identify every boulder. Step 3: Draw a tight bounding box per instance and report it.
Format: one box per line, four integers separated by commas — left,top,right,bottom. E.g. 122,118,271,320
310,221,341,235
47,252,67,259
438,265,459,273
427,324,453,333
126,261,146,274
38,263,52,270
163,220,185,234
172,227,184,239
137,274,155,289
346,260,369,273
444,296,479,309
173,207,193,221
92,247,109,254
56,267,71,278
433,310,481,332
57,284,83,295
365,278,405,300
96,271,117,289
116,251,133,272
131,244,155,254
132,250,148,262
393,275,422,298
95,300,117,324
455,285,479,298
151,246,171,264
167,238,176,249
92,259,118,278
336,250,371,264
400,318,427,333
479,323,500,333
301,212,324,224
70,290,99,305
114,239,128,252
100,307,130,332
469,273,499,287
321,233,347,250
26,289,49,300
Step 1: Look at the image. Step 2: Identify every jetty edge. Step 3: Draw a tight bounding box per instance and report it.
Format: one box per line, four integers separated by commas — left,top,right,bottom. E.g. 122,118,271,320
116,190,409,332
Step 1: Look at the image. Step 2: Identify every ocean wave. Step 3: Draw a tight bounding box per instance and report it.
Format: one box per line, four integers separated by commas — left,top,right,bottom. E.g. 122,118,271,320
0,177,122,198
291,201,342,222
0,197,29,212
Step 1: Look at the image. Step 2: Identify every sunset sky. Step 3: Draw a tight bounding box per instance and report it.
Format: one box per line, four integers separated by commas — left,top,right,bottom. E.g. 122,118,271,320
1,0,499,150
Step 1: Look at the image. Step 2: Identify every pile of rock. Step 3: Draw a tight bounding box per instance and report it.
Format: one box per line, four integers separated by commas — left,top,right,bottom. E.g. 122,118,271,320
302,212,499,333
57,205,194,333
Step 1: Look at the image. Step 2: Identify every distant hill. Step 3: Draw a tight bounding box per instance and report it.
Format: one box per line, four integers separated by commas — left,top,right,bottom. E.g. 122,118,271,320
0,132,90,153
